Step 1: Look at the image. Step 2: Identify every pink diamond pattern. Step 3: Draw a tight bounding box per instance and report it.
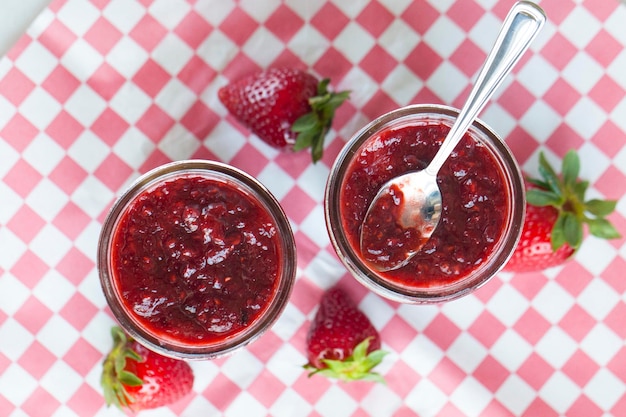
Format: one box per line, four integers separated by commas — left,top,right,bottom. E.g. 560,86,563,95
613,396,626,417
450,39,487,77
405,42,443,81
0,0,625,416
595,165,626,200
228,143,268,176
265,5,304,43
583,0,620,22
0,396,14,417
66,384,103,417
132,59,170,97
359,45,399,83
518,352,555,390
62,338,102,375
37,19,77,58
313,47,353,84
311,3,350,40
14,296,53,334
592,121,626,158
90,107,129,146
3,159,43,198
48,156,88,195
180,100,220,140
608,347,626,384
129,14,168,52
54,247,94,286
83,16,122,56
86,62,126,101
523,398,559,417
564,349,602,387
136,104,175,143
447,1,485,32
401,0,439,35
497,80,536,119
585,29,622,67
543,78,581,116
280,186,317,224
541,32,578,71
559,304,597,342
0,68,35,106
247,369,287,408
555,262,595,297
423,314,462,351
356,2,395,38
174,11,213,50
42,65,81,104
468,310,506,349
52,201,91,240
1,113,39,152
429,357,466,395
17,341,56,380
513,307,551,345
10,250,49,288
93,152,133,191
379,316,417,352
59,293,99,330
473,355,509,392
546,124,585,158
45,110,84,148
589,74,625,113
219,7,258,46
177,55,217,95
21,388,60,417
386,359,421,398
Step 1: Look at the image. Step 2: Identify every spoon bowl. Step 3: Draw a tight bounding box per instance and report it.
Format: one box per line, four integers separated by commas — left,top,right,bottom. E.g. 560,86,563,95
359,170,441,270
360,1,546,272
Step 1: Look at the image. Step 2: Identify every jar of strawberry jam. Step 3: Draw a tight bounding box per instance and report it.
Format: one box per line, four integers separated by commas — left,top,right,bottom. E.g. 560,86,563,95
98,160,296,360
325,104,525,303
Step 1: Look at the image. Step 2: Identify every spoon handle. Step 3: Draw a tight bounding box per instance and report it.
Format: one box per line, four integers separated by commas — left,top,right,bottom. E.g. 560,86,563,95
426,1,546,176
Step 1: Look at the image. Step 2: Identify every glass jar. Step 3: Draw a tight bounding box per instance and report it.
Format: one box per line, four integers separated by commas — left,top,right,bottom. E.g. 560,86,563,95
325,104,525,304
98,160,296,360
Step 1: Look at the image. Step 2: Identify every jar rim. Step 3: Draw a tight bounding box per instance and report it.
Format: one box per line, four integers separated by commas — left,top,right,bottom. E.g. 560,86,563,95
98,160,296,360
324,104,525,304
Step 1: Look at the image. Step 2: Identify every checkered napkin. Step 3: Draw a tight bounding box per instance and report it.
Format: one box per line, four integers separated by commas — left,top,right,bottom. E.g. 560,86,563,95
1,1,626,416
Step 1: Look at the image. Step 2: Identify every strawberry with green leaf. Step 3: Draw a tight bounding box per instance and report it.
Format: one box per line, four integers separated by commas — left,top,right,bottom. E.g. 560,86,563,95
218,67,349,163
304,286,388,383
505,150,621,273
101,326,194,411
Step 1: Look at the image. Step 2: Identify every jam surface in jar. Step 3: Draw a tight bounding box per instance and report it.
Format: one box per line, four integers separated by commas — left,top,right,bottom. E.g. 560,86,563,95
111,175,281,345
340,122,509,289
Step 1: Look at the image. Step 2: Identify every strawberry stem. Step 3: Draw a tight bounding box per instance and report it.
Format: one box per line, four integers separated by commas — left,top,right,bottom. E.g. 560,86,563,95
304,337,388,383
292,79,350,163
101,326,143,409
527,150,621,251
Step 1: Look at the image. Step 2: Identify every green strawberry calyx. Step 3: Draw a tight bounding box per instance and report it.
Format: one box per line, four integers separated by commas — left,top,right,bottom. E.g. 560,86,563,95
292,78,350,163
304,337,388,383
101,326,144,409
526,150,621,251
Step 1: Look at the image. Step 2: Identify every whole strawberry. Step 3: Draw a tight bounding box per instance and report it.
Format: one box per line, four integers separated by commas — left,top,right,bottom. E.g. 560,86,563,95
304,286,387,383
505,150,621,273
218,67,349,163
101,326,194,411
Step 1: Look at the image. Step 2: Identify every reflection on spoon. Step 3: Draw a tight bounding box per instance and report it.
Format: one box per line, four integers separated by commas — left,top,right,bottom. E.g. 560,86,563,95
360,178,440,271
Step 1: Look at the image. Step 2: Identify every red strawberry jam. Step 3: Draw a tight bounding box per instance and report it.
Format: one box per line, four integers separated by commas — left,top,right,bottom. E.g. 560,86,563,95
340,122,509,289
100,161,296,357
360,182,431,270
111,175,281,345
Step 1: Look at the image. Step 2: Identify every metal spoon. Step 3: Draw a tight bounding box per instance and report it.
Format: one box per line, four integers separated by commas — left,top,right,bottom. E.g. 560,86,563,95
360,1,546,272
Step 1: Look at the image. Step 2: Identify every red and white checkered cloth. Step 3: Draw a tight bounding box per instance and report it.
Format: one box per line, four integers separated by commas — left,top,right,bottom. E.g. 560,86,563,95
1,0,626,416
